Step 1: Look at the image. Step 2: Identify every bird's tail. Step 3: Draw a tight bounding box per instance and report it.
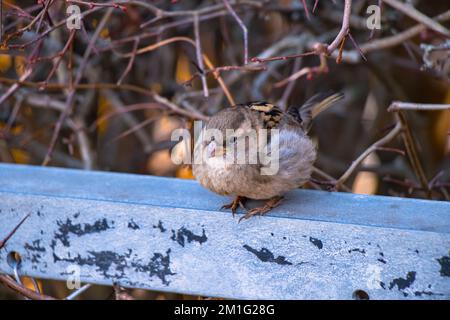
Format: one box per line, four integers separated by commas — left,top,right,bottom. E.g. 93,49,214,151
288,92,344,132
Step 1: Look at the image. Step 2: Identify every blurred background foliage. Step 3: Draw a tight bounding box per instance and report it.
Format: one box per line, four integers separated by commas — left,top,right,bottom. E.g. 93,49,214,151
0,0,449,299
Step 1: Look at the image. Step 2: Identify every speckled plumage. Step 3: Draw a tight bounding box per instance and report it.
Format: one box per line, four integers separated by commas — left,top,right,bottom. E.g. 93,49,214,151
192,93,343,219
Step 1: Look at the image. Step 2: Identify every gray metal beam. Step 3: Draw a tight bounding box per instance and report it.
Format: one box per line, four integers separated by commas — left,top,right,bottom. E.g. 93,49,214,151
0,164,449,299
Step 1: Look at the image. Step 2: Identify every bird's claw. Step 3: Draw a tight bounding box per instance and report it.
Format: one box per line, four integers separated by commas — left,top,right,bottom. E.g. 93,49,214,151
221,196,246,217
238,196,283,222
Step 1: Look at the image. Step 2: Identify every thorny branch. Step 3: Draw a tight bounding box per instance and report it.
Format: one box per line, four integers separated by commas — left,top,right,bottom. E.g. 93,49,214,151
0,0,449,300
0,214,30,249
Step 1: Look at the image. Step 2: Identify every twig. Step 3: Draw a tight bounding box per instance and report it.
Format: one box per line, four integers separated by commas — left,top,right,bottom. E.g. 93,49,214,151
153,94,209,121
301,0,310,20
347,32,367,62
41,29,77,87
335,121,402,189
119,36,196,58
312,167,351,192
342,10,450,63
388,101,450,111
278,57,302,109
69,118,95,170
102,89,155,152
250,51,316,63
0,77,158,99
313,0,320,13
4,96,24,135
326,0,352,55
43,8,114,166
249,1,352,65
0,275,56,300
4,7,101,50
35,0,54,33
0,213,30,249
395,111,431,198
117,37,140,85
375,146,405,156
387,101,435,197
182,64,265,85
382,0,449,37
108,117,157,146
66,0,127,11
65,283,92,300
222,0,249,64
0,67,32,106
383,175,448,198
117,35,251,105
202,55,236,106
193,13,209,98
274,53,328,87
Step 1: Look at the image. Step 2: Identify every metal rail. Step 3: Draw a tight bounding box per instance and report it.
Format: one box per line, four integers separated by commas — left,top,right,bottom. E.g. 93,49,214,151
0,164,449,299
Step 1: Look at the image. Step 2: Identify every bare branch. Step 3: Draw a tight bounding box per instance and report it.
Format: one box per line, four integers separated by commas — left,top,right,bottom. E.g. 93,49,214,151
382,0,450,37
336,121,402,189
0,213,30,249
388,102,450,111
193,13,209,98
222,0,249,64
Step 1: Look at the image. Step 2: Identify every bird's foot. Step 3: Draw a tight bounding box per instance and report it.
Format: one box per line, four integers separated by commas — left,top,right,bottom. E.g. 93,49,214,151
221,196,247,217
239,196,283,222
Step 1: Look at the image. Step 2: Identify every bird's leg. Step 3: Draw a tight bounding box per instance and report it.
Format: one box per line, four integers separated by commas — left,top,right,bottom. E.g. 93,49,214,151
221,196,247,217
239,196,284,222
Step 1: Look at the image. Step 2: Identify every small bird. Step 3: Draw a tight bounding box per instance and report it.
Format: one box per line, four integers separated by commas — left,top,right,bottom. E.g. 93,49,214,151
193,92,343,221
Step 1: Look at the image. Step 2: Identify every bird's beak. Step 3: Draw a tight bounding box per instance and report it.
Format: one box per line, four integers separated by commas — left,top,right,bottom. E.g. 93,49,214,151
214,146,225,157
207,141,225,158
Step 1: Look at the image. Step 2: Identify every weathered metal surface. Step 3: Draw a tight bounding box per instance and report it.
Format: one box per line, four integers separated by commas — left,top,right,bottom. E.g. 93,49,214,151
0,164,449,299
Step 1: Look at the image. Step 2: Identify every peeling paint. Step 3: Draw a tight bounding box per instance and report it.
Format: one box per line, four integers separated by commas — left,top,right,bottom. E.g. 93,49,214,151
436,256,449,277
348,248,366,254
309,237,323,249
131,249,175,285
243,245,292,265
24,239,46,252
54,249,132,278
170,227,207,247
389,271,416,296
24,239,46,265
53,218,114,248
53,248,175,286
127,219,140,230
153,220,166,233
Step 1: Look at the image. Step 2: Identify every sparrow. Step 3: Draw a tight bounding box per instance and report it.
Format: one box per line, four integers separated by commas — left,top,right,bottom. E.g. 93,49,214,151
193,92,343,221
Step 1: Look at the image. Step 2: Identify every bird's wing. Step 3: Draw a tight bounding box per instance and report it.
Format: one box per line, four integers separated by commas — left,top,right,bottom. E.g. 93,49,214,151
243,101,283,129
